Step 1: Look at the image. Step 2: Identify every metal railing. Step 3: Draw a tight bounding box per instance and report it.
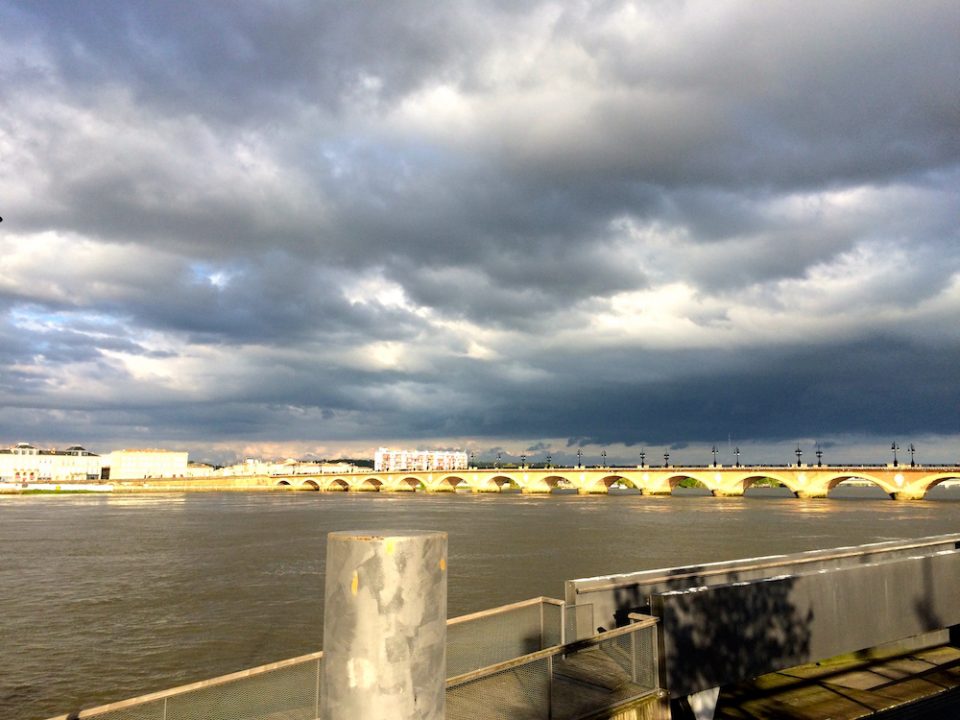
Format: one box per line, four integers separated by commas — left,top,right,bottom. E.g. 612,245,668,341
446,615,660,720
47,598,653,720
447,597,564,677
45,650,324,720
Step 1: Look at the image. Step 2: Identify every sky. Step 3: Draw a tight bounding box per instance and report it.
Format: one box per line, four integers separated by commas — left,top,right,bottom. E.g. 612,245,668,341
1,1,958,466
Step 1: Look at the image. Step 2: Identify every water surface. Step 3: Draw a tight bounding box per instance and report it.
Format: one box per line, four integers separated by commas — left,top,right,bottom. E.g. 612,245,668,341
3,490,959,719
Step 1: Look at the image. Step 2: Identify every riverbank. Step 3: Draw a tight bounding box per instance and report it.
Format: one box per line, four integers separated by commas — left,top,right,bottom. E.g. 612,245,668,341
0,482,114,494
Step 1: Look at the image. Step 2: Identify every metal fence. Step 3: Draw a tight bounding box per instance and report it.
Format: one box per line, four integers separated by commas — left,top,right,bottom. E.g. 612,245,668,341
46,600,657,720
49,651,324,720
447,597,564,677
446,615,660,720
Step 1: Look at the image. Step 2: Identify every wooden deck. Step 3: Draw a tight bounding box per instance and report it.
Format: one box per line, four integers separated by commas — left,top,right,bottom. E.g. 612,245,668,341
715,643,960,719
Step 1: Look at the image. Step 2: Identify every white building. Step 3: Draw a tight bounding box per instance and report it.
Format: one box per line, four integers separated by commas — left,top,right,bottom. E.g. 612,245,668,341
216,458,363,477
185,462,215,478
0,443,102,482
107,449,189,479
374,448,468,473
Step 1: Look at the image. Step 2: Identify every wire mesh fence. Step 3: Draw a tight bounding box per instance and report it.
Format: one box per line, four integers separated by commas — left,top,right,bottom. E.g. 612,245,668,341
447,597,564,677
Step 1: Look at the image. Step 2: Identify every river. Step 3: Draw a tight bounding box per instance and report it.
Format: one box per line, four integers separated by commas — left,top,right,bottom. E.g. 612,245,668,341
3,488,960,720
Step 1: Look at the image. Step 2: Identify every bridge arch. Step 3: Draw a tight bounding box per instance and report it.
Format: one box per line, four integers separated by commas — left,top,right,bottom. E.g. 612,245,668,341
665,473,715,494
276,479,292,487
398,476,426,491
541,474,573,487
825,473,895,499
916,473,960,497
357,477,383,492
487,474,521,490
589,474,639,492
323,477,349,491
438,475,469,491
299,479,320,491
742,474,798,495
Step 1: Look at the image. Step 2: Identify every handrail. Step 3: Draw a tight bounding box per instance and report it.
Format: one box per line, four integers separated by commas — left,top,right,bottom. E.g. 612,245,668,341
574,533,960,594
447,595,563,626
43,650,324,720
45,597,568,720
446,615,659,687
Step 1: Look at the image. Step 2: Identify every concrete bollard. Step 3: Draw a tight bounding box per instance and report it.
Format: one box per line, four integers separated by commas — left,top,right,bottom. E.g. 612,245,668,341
321,530,447,720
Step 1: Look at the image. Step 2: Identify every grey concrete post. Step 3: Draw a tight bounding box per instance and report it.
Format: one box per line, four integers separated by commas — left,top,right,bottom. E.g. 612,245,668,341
321,530,447,720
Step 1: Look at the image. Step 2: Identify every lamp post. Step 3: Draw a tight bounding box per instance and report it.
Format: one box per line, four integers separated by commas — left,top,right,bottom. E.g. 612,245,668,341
639,450,646,468
734,447,741,468
601,449,607,467
663,451,670,468
577,448,582,468
496,452,501,470
711,445,718,468
520,453,525,469
815,443,823,468
891,442,899,468
546,453,552,469
469,451,475,469
908,443,916,467
795,446,803,467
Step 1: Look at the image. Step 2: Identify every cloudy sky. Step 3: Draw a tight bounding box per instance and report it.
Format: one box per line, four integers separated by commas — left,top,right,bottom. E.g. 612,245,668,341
1,1,958,465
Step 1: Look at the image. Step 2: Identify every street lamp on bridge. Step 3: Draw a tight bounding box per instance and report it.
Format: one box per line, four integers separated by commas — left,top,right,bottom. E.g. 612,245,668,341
639,450,646,468
711,445,719,467
496,451,501,470
734,447,741,468
601,449,607,467
520,453,526,469
663,451,670,468
546,453,552,468
909,443,916,467
469,451,475,468
795,446,803,467
891,442,900,468
577,448,582,468
815,443,823,467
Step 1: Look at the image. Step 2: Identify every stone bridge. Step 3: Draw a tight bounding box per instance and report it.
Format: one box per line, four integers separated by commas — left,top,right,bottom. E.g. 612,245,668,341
274,465,960,500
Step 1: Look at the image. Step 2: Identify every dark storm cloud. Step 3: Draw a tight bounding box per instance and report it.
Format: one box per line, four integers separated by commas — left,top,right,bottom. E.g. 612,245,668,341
1,1,958,454
10,1,506,117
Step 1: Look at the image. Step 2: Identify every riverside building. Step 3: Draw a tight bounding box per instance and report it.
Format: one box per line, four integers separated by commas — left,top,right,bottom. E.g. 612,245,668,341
106,449,189,479
217,458,362,476
0,443,102,482
374,447,468,473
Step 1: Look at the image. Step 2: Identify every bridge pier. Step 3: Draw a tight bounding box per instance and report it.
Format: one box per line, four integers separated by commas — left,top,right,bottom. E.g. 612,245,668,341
893,490,926,501
521,484,553,494
712,488,744,497
578,485,609,495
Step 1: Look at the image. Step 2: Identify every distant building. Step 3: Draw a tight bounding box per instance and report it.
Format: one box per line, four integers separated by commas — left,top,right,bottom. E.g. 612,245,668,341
0,443,102,482
185,462,215,478
216,458,363,477
107,449,189,479
374,448,468,473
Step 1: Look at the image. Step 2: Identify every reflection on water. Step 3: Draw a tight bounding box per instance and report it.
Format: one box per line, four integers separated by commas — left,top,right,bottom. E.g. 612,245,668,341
105,493,189,507
2,490,960,720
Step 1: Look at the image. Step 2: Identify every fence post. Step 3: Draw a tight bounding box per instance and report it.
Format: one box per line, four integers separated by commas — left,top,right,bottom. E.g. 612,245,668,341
321,531,447,720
